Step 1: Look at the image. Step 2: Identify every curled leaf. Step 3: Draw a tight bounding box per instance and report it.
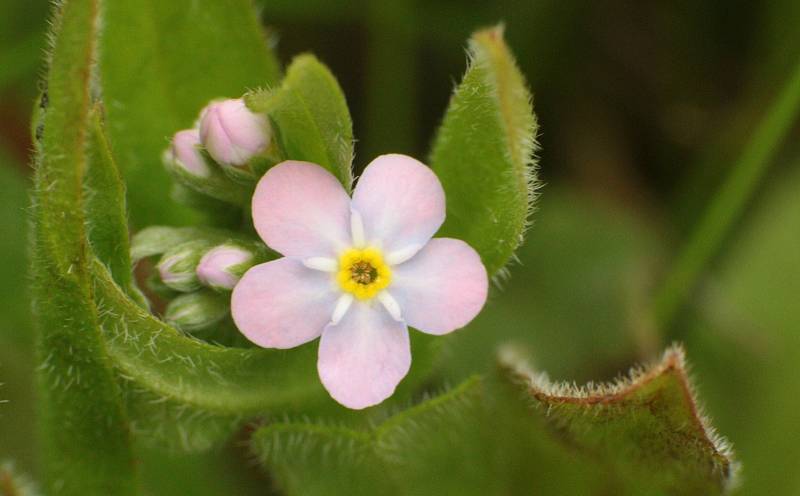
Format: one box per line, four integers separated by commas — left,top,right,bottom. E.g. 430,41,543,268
498,345,737,495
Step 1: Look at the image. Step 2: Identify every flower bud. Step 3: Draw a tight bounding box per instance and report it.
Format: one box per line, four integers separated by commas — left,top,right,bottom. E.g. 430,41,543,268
199,98,270,168
196,244,256,290
163,129,211,178
164,290,229,332
156,240,213,292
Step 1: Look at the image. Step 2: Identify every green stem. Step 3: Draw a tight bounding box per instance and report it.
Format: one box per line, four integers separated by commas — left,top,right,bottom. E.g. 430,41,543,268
653,58,800,329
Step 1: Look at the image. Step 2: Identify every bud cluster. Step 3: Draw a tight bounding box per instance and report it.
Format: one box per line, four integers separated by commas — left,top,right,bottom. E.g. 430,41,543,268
132,226,266,335
142,95,278,338
163,97,275,207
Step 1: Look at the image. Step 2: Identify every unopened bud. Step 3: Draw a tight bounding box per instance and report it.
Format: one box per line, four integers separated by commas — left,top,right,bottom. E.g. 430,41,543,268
156,240,212,292
163,129,211,178
164,290,229,332
196,244,256,290
199,98,270,169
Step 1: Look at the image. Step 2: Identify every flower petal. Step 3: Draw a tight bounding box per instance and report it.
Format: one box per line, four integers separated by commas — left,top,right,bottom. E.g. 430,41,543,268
351,154,445,253
318,302,411,409
231,258,338,349
252,161,352,258
390,238,488,335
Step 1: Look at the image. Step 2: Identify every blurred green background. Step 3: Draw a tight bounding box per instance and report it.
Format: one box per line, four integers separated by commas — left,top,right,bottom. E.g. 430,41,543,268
2,0,799,494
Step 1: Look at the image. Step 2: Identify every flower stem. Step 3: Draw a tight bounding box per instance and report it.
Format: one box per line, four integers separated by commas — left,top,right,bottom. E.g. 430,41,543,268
653,58,800,329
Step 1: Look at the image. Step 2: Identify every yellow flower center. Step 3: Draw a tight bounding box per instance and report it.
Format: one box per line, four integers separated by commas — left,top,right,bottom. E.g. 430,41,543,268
336,247,391,300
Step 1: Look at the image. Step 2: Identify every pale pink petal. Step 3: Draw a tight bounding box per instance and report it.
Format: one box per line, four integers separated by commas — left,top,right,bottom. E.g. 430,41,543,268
390,238,488,335
351,154,445,253
231,258,338,349
252,161,352,258
318,302,410,409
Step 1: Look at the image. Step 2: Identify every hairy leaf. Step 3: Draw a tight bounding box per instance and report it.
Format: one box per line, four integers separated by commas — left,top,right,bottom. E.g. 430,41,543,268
85,106,146,306
252,377,483,495
31,1,137,493
122,382,245,453
255,349,735,495
430,25,538,276
246,54,354,190
91,259,327,415
98,0,281,226
499,346,736,495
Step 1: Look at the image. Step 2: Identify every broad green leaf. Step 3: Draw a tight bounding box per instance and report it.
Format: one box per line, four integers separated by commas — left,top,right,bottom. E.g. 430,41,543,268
98,0,281,226
31,1,137,493
430,25,538,276
252,377,483,496
246,54,354,190
499,346,736,495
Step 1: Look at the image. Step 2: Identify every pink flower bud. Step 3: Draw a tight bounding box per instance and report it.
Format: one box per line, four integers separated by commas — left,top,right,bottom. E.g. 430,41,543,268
199,98,270,167
164,129,211,178
196,245,255,290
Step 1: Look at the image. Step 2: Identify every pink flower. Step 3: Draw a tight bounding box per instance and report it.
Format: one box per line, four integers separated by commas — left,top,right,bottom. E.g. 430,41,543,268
199,98,270,167
231,154,488,409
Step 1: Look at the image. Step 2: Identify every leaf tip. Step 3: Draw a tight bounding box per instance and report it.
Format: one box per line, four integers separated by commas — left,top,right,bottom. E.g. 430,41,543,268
498,343,739,490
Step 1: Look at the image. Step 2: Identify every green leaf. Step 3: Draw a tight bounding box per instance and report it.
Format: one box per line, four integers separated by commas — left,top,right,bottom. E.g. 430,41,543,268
85,106,146,305
122,382,245,453
254,348,735,496
252,377,484,496
246,54,354,190
98,0,281,226
499,345,737,495
31,1,137,493
91,259,327,415
430,25,538,276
